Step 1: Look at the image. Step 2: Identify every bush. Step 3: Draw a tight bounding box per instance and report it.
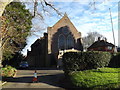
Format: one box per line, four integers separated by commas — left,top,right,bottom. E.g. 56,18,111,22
62,51,111,74
108,52,120,68
2,65,17,77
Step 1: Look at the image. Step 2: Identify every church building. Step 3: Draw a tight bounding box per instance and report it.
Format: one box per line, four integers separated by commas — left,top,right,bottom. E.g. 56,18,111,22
27,14,83,67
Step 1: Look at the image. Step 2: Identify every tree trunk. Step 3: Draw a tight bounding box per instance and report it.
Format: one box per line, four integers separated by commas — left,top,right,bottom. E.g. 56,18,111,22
0,0,13,67
0,0,13,16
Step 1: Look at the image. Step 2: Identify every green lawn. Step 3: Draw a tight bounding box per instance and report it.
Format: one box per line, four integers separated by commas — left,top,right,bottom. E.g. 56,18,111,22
70,67,120,89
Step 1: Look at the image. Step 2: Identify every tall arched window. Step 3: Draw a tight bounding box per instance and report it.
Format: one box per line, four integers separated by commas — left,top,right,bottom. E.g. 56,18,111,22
67,35,74,49
58,34,66,50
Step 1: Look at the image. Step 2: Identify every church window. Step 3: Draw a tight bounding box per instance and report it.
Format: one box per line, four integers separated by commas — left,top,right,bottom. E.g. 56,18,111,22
58,34,66,50
107,46,112,50
67,35,74,49
62,26,70,35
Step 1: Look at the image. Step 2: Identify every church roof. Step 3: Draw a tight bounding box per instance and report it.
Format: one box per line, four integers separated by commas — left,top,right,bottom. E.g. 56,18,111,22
52,13,68,27
52,13,78,31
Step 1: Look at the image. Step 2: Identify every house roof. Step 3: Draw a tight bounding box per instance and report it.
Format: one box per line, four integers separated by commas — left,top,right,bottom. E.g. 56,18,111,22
88,40,115,49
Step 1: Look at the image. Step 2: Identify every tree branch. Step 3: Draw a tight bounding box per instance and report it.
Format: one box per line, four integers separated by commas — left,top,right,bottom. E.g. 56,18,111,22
43,0,62,16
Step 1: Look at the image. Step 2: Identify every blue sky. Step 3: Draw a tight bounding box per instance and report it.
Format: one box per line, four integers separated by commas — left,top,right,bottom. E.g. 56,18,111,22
20,0,119,55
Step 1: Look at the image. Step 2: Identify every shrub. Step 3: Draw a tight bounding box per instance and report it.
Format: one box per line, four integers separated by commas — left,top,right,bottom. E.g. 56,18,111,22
62,51,111,74
2,65,17,77
108,52,120,68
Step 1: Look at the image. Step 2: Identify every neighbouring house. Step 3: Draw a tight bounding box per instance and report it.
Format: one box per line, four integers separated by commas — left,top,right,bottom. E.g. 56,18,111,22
87,37,115,52
27,13,83,67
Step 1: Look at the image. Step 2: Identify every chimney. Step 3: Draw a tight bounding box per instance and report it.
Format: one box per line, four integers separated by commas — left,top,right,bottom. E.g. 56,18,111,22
98,37,101,41
44,33,48,38
104,38,107,42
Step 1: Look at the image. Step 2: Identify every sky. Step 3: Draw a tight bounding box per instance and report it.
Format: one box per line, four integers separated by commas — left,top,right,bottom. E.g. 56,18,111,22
20,0,119,55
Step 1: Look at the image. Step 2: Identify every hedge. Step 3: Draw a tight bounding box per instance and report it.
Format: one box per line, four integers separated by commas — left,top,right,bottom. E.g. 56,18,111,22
62,51,111,74
108,52,120,68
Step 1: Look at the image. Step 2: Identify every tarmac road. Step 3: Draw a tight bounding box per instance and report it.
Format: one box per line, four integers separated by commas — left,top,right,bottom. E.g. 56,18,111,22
2,68,68,89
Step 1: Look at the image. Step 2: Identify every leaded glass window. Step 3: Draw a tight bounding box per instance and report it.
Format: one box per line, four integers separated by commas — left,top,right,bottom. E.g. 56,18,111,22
58,34,66,50
67,35,74,49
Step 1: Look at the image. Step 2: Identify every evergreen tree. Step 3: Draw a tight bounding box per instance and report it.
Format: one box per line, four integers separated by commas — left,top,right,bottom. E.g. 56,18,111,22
2,2,32,62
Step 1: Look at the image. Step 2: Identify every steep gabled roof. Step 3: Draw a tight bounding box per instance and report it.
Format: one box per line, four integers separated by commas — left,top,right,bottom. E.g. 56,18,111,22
52,13,78,32
52,13,68,27
88,40,115,49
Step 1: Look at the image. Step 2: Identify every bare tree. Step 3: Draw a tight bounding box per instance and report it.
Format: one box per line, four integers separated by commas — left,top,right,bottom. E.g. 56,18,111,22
82,32,105,50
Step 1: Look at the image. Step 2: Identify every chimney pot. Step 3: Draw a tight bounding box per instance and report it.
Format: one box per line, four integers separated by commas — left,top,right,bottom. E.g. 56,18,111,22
105,38,107,42
98,37,101,41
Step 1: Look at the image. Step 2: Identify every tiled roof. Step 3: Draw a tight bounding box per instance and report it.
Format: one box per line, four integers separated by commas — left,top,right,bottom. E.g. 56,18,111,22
88,40,115,49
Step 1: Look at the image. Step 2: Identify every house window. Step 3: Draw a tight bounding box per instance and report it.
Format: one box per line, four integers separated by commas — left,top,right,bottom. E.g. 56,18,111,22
67,35,74,49
58,34,66,50
107,46,112,50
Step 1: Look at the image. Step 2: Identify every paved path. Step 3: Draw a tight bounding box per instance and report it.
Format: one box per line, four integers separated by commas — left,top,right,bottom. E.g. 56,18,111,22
2,68,69,89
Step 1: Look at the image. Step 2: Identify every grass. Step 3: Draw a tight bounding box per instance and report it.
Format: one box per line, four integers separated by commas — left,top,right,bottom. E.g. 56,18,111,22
70,67,120,89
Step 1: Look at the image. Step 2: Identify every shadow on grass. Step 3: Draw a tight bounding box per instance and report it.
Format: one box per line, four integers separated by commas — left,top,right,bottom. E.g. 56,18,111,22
3,74,119,89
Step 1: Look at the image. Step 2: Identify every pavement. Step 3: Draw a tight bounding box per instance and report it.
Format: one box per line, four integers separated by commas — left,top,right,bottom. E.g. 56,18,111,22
2,68,72,89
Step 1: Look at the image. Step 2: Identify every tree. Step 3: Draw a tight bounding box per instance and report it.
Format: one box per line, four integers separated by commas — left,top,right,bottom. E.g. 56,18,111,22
1,2,32,62
82,32,105,50
0,0,61,67
0,0,13,67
